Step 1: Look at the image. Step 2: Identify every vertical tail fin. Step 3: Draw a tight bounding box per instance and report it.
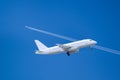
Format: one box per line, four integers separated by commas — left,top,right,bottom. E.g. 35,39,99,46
34,40,48,51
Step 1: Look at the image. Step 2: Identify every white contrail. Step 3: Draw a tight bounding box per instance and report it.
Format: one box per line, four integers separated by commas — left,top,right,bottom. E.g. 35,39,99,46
25,26,77,41
93,45,120,55
25,26,120,55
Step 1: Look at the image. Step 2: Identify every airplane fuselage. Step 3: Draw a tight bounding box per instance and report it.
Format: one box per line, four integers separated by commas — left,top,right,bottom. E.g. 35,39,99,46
35,39,97,54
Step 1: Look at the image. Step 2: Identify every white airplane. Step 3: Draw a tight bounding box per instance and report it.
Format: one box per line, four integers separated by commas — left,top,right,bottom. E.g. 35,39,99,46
25,26,120,56
35,39,97,56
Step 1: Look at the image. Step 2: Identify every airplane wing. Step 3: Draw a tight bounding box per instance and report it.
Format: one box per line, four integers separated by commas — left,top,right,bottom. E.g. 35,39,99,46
56,44,72,51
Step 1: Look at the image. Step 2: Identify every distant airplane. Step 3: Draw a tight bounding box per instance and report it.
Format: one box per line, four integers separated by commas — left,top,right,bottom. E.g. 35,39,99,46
25,26,120,56
35,39,97,56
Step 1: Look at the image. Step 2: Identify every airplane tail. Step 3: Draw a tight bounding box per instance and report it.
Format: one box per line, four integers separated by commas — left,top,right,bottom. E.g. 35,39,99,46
34,40,48,51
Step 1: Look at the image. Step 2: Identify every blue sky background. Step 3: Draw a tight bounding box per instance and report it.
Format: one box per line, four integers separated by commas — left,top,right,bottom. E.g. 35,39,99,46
1,0,120,80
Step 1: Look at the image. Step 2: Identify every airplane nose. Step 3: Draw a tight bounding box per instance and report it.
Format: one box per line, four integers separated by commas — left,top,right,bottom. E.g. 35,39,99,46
89,39,97,44
93,40,97,44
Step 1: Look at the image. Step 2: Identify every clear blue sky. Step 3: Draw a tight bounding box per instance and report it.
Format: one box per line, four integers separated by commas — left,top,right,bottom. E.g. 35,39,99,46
1,0,120,80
